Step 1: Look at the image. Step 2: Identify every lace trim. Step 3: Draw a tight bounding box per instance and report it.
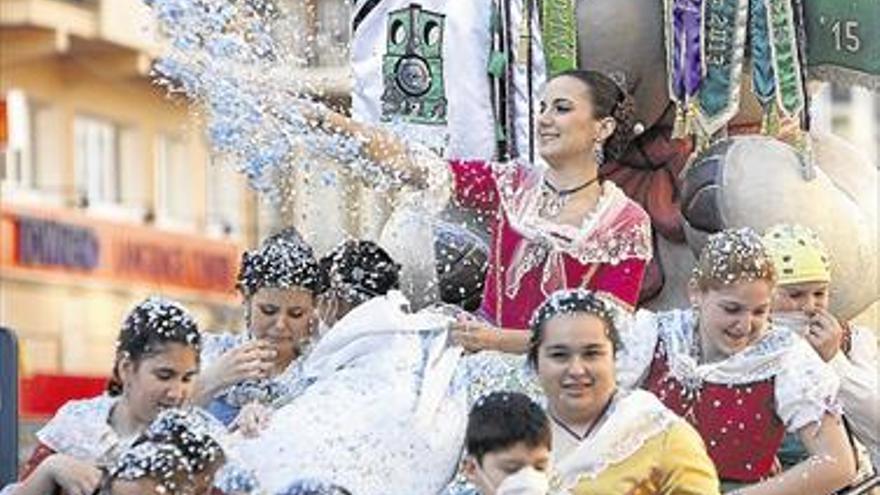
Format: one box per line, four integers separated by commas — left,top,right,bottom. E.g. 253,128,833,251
656,309,793,389
649,309,841,432
36,395,129,465
552,390,679,488
495,164,651,298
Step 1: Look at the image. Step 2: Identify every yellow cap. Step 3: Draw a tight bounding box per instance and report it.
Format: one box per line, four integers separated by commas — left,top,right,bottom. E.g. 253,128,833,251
762,224,831,286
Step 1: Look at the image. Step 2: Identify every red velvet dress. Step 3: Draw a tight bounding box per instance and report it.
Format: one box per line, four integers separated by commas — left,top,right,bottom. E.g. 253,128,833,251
617,309,841,484
449,160,652,329
644,342,785,482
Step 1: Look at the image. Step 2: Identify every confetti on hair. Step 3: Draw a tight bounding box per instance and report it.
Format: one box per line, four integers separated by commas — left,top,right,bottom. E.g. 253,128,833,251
278,479,353,495
529,288,619,331
118,296,201,351
692,227,776,287
237,229,322,297
320,240,402,304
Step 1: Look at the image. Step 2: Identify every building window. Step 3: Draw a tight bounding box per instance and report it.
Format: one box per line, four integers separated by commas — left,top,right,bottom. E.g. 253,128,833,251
2,91,61,196
155,133,193,225
206,157,243,237
74,114,121,206
118,127,147,211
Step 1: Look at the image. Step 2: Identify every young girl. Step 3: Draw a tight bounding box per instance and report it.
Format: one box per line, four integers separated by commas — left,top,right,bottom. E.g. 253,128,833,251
4,297,201,495
616,228,856,494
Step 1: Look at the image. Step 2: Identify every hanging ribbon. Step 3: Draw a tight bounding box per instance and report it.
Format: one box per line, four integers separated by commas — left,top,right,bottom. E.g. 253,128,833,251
749,0,778,134
767,0,805,119
666,0,704,138
541,0,577,75
696,0,749,139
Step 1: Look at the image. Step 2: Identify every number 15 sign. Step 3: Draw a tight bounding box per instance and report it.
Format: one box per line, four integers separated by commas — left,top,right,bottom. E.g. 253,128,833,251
805,0,879,89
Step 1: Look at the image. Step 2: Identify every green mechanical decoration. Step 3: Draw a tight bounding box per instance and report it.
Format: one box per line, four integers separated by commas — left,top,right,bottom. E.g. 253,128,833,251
382,4,448,125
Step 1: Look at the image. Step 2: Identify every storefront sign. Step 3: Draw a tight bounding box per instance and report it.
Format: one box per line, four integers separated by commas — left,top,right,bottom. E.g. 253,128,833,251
1,204,241,297
17,217,100,271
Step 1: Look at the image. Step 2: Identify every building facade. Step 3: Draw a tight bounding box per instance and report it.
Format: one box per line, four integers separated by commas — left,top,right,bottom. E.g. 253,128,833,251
1,0,259,378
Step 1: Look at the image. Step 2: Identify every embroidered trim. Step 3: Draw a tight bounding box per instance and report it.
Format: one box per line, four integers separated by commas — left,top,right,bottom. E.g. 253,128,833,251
552,390,679,488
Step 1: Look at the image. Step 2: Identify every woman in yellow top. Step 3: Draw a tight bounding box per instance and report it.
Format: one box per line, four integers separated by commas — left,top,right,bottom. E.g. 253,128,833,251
528,288,720,494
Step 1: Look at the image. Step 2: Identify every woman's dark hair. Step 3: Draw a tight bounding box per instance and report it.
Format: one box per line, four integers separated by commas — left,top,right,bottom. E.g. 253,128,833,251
551,69,637,162
319,240,401,305
107,297,201,396
237,226,322,298
527,289,621,369
466,391,551,464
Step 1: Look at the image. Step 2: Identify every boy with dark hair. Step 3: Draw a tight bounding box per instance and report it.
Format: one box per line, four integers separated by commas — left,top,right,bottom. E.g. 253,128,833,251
462,392,552,495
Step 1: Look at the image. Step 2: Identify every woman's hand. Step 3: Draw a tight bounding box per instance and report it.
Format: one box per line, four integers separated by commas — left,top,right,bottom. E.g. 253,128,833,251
449,316,501,353
804,309,844,362
231,402,273,438
196,340,276,402
44,454,103,495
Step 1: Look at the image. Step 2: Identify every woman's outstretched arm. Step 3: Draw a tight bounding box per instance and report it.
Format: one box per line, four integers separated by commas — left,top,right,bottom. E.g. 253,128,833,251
304,103,431,189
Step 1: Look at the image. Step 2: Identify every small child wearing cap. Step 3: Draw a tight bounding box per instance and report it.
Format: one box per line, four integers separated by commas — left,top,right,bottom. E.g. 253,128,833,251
763,224,879,470
462,392,552,495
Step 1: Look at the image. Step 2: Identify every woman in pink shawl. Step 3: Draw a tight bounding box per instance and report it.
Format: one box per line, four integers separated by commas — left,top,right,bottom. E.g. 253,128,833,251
309,70,651,353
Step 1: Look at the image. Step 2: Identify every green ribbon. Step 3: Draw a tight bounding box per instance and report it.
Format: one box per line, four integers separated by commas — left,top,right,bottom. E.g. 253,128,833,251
541,0,577,75
750,0,777,110
767,0,805,118
697,0,749,137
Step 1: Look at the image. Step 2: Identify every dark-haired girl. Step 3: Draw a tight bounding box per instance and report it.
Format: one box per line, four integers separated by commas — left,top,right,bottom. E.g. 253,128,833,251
4,297,201,495
528,288,719,493
194,228,322,429
305,70,651,353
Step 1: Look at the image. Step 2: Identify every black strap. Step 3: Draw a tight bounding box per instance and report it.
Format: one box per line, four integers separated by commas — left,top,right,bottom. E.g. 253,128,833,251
352,0,382,35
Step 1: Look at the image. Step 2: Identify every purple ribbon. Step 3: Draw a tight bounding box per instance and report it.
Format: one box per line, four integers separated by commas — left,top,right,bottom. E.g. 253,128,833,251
672,0,704,100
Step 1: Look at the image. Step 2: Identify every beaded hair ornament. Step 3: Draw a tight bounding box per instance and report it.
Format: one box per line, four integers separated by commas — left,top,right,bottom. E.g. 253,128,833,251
692,227,777,289
237,227,322,297
320,240,401,305
529,288,618,331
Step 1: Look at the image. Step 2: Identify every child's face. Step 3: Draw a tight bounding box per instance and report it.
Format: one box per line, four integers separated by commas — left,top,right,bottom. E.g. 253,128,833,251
464,441,551,495
773,281,830,314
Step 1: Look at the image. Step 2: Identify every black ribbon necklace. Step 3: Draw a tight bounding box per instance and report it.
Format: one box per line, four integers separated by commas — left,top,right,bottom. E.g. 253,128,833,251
539,175,601,218
550,389,617,442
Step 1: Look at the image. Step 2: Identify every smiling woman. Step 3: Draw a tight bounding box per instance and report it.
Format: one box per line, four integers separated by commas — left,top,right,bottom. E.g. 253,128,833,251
305,69,652,354
3,297,202,495
528,288,719,494
194,227,322,430
616,228,857,495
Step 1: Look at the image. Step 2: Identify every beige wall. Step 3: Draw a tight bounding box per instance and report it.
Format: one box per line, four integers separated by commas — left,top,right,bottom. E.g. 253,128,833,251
1,54,210,221
1,13,256,376
1,275,243,376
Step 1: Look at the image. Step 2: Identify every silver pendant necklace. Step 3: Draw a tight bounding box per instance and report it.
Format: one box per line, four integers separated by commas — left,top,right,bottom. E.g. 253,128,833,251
539,175,601,218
